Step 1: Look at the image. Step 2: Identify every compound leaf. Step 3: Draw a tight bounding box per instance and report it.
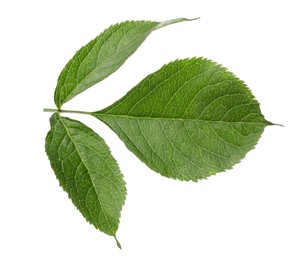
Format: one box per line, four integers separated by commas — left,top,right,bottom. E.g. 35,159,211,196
93,58,271,181
54,18,194,108
45,113,126,247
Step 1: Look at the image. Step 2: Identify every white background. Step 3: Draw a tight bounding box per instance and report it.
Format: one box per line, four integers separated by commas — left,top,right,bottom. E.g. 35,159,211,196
1,0,305,259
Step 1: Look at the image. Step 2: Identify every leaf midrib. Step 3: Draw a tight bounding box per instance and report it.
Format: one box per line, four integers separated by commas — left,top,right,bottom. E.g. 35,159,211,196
94,113,269,125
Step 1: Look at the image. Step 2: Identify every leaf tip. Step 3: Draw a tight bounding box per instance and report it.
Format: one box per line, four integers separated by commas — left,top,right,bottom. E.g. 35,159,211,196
114,236,122,249
155,17,200,30
186,17,201,21
266,120,284,127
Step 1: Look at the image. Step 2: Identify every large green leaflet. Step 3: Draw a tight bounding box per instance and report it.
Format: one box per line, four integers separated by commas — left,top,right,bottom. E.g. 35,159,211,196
45,113,126,247
54,18,193,108
93,58,271,181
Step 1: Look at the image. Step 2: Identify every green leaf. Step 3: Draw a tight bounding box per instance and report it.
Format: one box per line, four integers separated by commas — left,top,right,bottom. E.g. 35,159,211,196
93,58,271,181
45,113,126,246
54,18,195,108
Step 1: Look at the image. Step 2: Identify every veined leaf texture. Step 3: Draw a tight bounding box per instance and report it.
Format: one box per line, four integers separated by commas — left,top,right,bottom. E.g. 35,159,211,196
94,58,271,181
45,18,274,248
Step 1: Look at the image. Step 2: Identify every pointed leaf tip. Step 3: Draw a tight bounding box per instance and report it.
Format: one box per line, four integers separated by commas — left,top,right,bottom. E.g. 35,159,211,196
155,17,199,29
115,236,122,249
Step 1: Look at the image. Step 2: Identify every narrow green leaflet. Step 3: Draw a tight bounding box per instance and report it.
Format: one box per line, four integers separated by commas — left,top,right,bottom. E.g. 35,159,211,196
45,113,126,247
93,58,272,181
54,18,194,108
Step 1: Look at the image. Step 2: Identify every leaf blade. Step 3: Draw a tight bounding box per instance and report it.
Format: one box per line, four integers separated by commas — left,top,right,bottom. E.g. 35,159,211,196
45,113,126,241
93,58,270,181
54,18,194,108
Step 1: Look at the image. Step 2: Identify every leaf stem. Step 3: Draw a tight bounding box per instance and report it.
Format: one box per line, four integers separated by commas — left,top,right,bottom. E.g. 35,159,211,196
43,108,92,115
